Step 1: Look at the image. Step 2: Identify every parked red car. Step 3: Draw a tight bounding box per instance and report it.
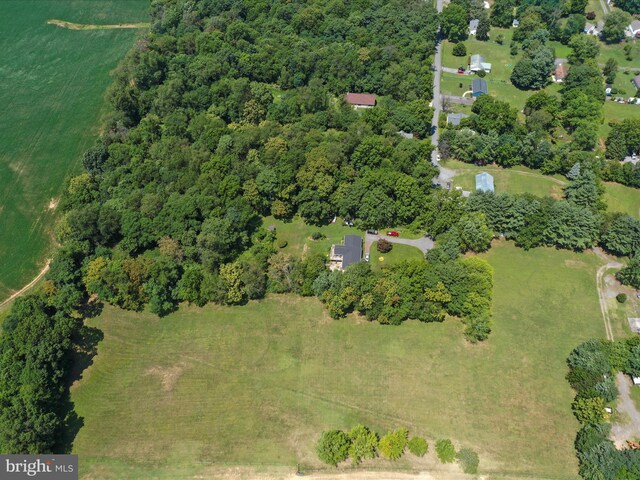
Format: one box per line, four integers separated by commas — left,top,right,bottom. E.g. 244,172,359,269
387,231,400,237
457,67,466,74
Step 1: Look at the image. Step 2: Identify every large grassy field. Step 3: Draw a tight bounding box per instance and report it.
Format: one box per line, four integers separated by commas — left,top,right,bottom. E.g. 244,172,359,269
0,0,148,300
71,242,605,479
445,160,640,217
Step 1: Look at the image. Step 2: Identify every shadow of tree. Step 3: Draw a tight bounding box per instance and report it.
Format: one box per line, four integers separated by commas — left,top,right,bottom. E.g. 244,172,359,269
56,321,104,453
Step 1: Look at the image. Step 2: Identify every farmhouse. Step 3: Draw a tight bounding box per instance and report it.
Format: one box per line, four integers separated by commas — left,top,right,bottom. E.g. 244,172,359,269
345,92,377,109
553,64,568,83
472,78,488,97
329,235,363,271
447,113,469,126
632,74,640,91
628,20,640,37
469,54,492,73
469,19,479,35
476,172,494,192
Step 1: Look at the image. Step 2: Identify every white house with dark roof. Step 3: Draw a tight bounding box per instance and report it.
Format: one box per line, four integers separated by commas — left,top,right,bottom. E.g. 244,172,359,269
329,235,362,271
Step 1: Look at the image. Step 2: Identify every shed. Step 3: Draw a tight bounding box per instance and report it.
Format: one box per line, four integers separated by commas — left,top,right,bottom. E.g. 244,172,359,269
472,78,488,96
512,18,519,28
469,19,479,35
634,376,640,386
447,113,469,126
397,130,414,140
476,172,494,192
345,92,377,109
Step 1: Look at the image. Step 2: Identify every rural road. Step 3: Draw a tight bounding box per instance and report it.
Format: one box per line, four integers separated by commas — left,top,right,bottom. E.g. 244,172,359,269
364,233,434,254
593,248,640,446
430,0,444,166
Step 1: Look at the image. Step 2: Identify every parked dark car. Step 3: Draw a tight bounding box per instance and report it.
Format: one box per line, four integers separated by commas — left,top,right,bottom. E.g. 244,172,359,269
366,229,378,235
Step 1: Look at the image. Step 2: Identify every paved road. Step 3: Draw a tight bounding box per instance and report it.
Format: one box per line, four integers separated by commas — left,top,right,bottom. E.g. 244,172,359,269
364,233,434,254
430,0,444,166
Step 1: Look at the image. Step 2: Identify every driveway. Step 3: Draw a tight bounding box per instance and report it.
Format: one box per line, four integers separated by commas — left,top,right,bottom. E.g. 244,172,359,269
364,233,434,255
611,372,640,448
441,67,469,74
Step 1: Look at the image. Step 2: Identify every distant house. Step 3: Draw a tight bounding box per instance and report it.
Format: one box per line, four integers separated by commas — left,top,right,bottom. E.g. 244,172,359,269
472,78,488,96
345,92,377,109
584,22,597,35
469,54,492,73
447,113,469,126
476,172,494,193
329,235,362,271
469,19,479,35
628,20,640,37
512,18,519,28
553,64,568,83
632,74,640,91
397,130,414,140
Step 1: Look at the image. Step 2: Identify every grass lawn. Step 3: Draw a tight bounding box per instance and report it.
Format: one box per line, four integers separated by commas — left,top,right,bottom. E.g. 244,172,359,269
369,242,424,271
0,0,147,300
71,242,605,479
443,160,568,198
600,101,640,139
604,182,640,218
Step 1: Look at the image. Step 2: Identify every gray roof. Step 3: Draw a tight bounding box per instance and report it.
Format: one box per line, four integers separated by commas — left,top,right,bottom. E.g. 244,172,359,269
472,78,488,94
341,235,362,269
469,19,479,30
554,58,567,66
630,20,640,30
476,172,494,192
397,130,414,139
447,113,469,126
633,74,640,89
584,22,595,32
470,54,485,65
597,20,604,30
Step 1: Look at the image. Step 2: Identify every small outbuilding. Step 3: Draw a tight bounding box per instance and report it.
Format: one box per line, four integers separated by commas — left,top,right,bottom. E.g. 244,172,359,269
633,376,640,386
345,92,377,109
472,78,488,96
628,20,640,37
446,113,469,126
476,172,494,192
512,18,519,28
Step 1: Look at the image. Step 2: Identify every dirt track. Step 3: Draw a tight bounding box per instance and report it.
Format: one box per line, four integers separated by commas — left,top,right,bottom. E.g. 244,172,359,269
0,260,50,308
47,19,149,30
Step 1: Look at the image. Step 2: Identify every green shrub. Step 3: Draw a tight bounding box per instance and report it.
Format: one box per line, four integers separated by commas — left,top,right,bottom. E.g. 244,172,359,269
572,396,605,424
378,428,408,460
316,430,350,466
277,239,288,248
348,425,379,465
616,293,627,303
495,33,504,44
476,69,486,78
408,436,428,457
452,42,467,56
456,448,480,474
311,231,325,240
435,439,456,463
377,239,393,253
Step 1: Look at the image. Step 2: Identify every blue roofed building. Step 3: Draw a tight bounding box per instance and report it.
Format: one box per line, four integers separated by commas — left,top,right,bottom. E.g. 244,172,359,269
476,172,494,192
472,78,488,96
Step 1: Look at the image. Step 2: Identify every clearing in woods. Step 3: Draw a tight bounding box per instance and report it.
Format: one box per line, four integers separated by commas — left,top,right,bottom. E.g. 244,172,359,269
71,242,604,479
0,0,148,300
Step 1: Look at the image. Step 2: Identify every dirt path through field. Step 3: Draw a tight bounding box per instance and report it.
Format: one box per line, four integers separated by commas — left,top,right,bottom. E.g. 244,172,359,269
47,19,149,30
0,260,50,308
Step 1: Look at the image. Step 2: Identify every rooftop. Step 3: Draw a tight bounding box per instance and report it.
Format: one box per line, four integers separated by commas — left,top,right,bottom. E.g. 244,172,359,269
472,78,488,94
447,113,469,126
476,172,494,192
345,92,377,106
341,235,363,269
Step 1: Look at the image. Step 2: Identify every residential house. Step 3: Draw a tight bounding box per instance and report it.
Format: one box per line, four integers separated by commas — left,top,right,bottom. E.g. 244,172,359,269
554,58,568,66
345,92,377,109
329,235,362,271
469,19,479,35
446,113,469,126
469,54,492,73
628,20,640,37
476,172,494,193
472,78,488,96
553,64,568,83
397,130,414,140
584,22,598,35
632,74,640,91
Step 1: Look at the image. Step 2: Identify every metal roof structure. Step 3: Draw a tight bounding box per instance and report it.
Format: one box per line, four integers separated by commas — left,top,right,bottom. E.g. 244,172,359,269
476,172,495,193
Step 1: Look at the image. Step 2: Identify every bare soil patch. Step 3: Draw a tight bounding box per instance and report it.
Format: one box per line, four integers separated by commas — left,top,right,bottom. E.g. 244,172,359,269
47,19,149,30
145,363,186,392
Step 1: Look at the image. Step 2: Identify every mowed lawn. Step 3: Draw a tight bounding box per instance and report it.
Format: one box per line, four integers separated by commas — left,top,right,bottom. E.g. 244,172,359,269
0,0,147,299
72,242,604,479
370,242,424,270
604,182,640,218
